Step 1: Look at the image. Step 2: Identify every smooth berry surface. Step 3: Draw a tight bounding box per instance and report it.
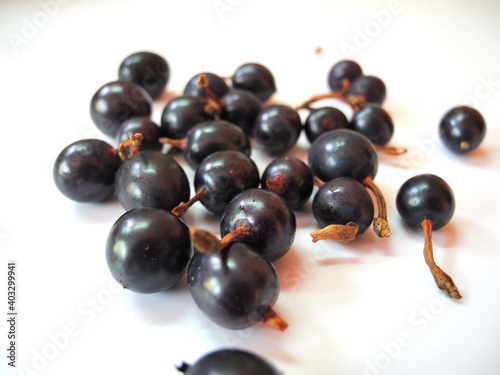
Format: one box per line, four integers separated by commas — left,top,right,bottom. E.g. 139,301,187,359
53,139,121,203
313,177,374,234
89,80,152,137
220,188,296,262
118,51,169,99
396,174,456,230
187,242,280,330
106,207,193,293
439,105,486,154
115,150,190,211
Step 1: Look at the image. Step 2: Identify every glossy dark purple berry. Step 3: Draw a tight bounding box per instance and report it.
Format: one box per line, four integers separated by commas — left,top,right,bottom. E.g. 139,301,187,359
327,60,363,92
308,129,378,183
117,117,162,153
187,242,281,330
351,105,394,146
220,89,262,135
347,75,386,105
221,189,296,262
194,151,260,215
439,105,486,154
396,174,455,231
114,150,190,211
253,104,302,155
261,156,314,210
160,95,214,140
53,139,121,202
396,174,461,299
304,106,350,143
90,81,152,137
173,120,251,170
231,62,276,102
183,72,229,99
177,349,281,375
106,208,193,293
313,177,374,235
118,51,169,99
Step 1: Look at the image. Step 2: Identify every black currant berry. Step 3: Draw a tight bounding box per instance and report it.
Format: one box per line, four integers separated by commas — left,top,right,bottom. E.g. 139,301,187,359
231,62,277,102
187,241,286,330
311,177,374,242
219,89,262,135
89,81,152,137
220,188,296,262
253,104,302,155
174,151,260,217
304,106,350,144
118,51,169,99
396,174,461,299
177,348,282,375
106,207,193,293
439,105,486,154
53,139,121,203
308,129,378,183
351,105,394,146
346,75,386,105
261,156,314,210
117,117,162,154
160,95,215,140
160,120,251,170
327,60,363,92
114,150,190,211
183,72,229,99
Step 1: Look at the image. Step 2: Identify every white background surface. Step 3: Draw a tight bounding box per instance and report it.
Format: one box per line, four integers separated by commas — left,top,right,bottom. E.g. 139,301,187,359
1,0,500,374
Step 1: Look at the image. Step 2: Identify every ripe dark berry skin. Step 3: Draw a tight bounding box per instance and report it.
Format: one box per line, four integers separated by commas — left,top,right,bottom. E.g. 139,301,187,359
396,174,455,230
118,51,169,99
347,75,386,105
313,177,374,234
327,60,363,92
89,81,152,137
351,105,394,146
194,151,260,215
183,72,229,99
53,139,121,202
219,89,262,135
253,104,302,155
187,242,280,330
106,208,193,293
117,117,162,153
183,120,251,170
220,189,296,262
115,151,190,211
261,156,314,210
177,349,281,375
304,106,350,144
160,95,214,140
231,62,277,102
308,129,378,183
439,105,486,154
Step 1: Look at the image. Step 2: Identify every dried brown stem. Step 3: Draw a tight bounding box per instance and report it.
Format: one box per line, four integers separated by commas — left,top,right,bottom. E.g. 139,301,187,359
310,222,359,243
189,226,250,254
263,309,288,331
363,176,391,238
112,133,144,161
374,144,408,155
422,219,462,299
171,189,207,219
197,73,225,115
313,176,325,187
158,137,185,149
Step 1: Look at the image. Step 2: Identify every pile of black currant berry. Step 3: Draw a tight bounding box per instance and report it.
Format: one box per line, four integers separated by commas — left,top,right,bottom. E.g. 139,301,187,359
53,51,486,372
